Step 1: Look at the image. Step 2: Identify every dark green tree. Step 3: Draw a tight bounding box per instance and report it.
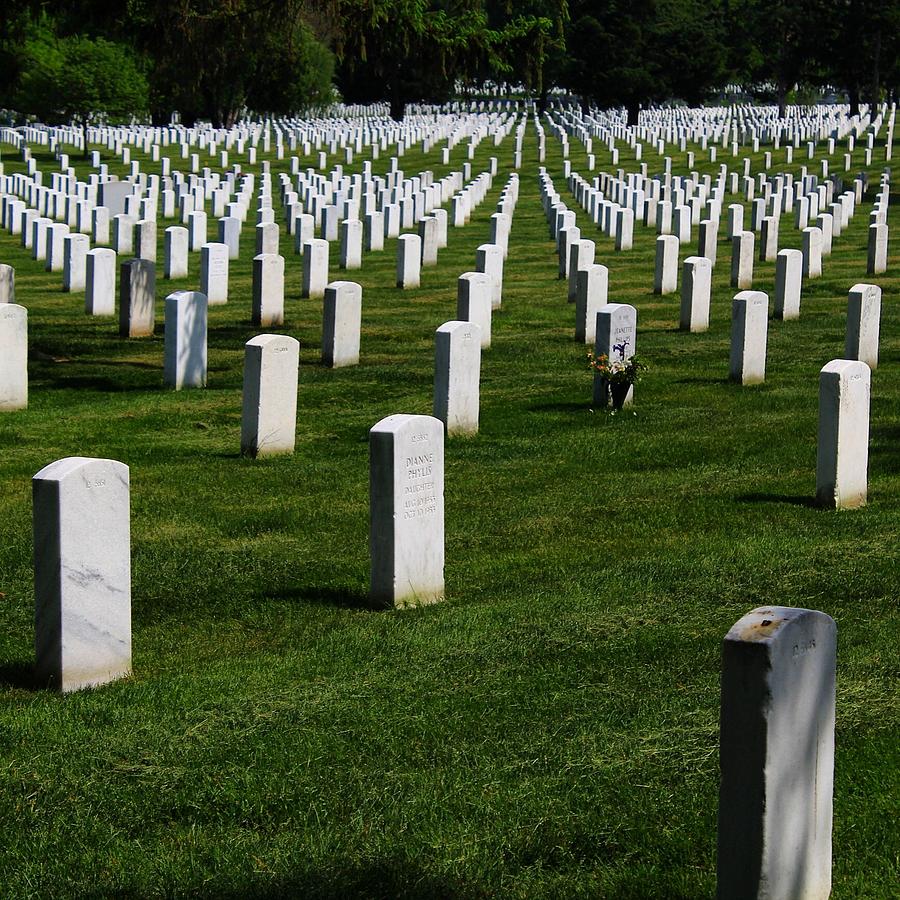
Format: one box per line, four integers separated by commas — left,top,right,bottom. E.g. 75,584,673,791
562,0,727,125
14,19,148,147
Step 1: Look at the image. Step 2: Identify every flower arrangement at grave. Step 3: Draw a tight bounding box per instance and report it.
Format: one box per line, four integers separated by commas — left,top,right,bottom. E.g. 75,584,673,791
587,350,646,385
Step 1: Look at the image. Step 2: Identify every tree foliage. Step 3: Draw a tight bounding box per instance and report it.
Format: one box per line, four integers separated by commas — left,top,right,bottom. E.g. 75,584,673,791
14,18,148,128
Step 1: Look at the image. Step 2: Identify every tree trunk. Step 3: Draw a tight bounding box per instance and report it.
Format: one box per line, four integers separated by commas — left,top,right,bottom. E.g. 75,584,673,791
627,101,640,128
81,119,89,159
538,83,549,116
579,96,590,115
848,84,860,117
776,81,788,119
389,79,405,121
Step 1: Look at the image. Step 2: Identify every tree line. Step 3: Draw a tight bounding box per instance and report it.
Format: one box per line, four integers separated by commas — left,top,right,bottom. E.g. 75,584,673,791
0,0,897,130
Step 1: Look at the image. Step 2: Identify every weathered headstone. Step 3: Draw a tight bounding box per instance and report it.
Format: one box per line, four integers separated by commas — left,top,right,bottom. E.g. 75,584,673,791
119,259,156,337
0,304,27,410
718,606,836,900
33,456,131,692
370,414,444,608
0,264,13,304
163,290,207,389
433,320,481,436
322,280,362,367
729,288,768,384
241,334,300,458
867,223,888,275
135,219,157,262
845,283,881,369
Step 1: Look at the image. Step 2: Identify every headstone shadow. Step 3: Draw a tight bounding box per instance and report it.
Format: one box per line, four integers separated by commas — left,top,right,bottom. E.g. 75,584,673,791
736,492,818,508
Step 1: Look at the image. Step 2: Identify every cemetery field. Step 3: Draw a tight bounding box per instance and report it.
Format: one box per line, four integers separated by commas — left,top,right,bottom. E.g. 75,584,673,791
0,124,899,898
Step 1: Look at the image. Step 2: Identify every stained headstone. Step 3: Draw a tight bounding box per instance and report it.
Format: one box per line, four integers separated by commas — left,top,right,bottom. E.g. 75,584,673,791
369,414,444,608
33,456,131,692
119,259,156,337
845,283,881,369
718,606,836,899
0,264,14,304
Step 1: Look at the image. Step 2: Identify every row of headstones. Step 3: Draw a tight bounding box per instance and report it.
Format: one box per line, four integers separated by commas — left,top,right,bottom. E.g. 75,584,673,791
17,443,844,895
548,102,894,167
14,108,520,175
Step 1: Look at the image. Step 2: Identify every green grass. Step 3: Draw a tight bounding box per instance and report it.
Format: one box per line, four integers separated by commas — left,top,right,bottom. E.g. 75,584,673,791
0,118,898,898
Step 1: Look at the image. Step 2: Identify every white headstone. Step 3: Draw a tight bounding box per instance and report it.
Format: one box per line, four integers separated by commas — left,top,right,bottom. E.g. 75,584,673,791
774,249,803,320
370,414,444,608
475,243,503,309
200,242,229,306
302,238,329,299
731,231,755,289
396,234,421,289
33,456,131,692
680,256,712,332
433,320,481,436
85,248,116,315
62,233,90,292
339,219,363,270
592,303,637,408
718,606,835,899
322,280,362,367
164,226,189,279
0,264,14,304
654,235,679,294
575,264,609,344
119,259,156,337
867,223,888,275
845,283,881,369
241,334,300,458
456,272,492,349
0,304,27,410
164,290,207,389
252,253,285,326
729,290,768,385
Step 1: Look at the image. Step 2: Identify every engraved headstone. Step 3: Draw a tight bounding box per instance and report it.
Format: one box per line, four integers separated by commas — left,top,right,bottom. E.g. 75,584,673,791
86,248,116,315
680,256,712,332
164,226,189,279
729,291,768,385
200,242,229,305
252,253,285,326
119,259,156,337
302,238,329,299
845,283,881,369
592,303,637,408
322,280,362,368
396,234,421,289
575,264,609,344
0,304,27,410
456,272,492,349
370,414,445,608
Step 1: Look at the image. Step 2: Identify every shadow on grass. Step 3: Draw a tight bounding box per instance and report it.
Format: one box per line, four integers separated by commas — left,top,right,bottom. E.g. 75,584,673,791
528,400,591,414
193,859,491,900
0,661,36,690
737,492,818,508
265,586,376,611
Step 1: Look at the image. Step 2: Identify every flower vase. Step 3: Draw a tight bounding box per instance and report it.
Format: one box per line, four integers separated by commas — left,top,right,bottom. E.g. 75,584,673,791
609,381,631,411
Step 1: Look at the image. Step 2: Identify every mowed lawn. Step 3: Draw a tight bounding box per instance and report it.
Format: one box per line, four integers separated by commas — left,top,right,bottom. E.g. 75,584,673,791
0,115,897,899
